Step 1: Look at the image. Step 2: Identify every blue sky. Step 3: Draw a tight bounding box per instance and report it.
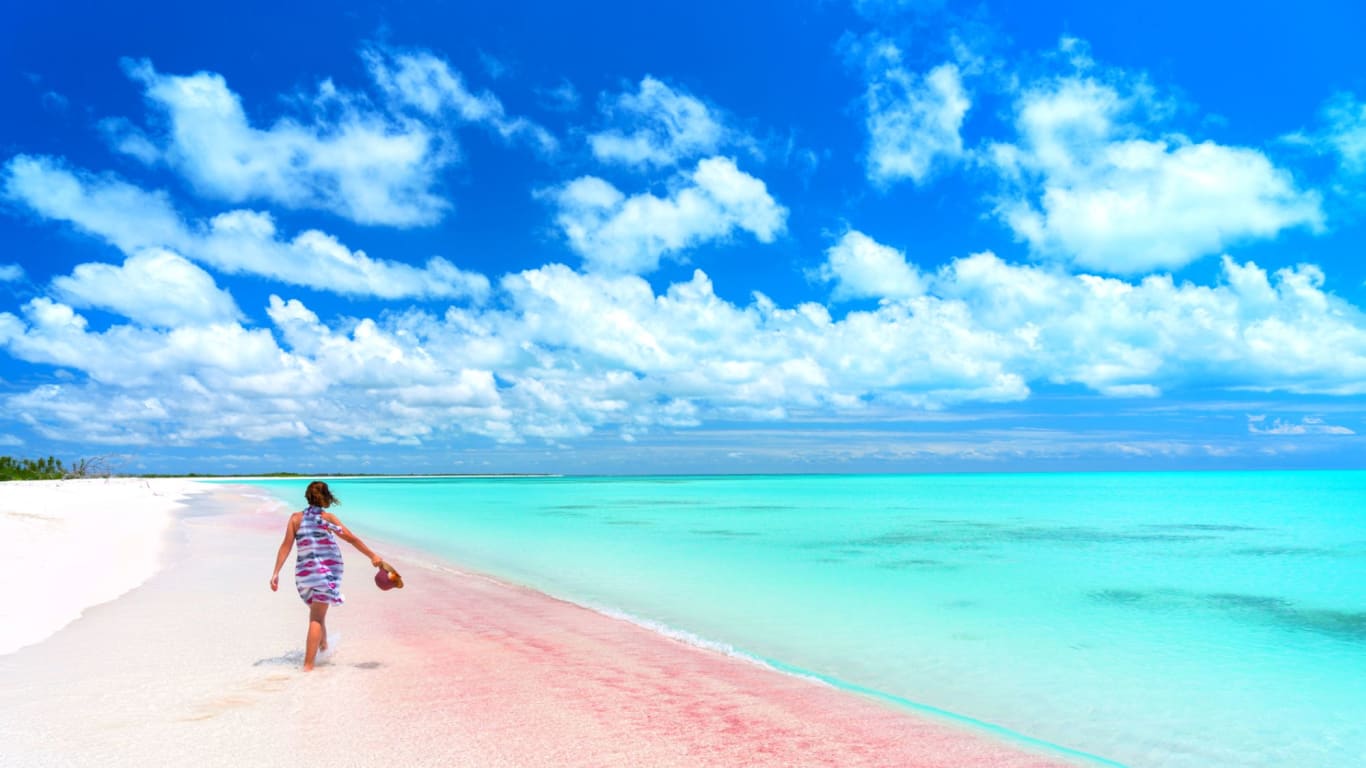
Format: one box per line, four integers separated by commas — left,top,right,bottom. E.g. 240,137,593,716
3,0,1366,474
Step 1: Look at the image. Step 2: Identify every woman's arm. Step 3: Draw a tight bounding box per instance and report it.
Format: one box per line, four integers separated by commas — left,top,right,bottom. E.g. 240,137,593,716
269,513,301,591
323,513,383,567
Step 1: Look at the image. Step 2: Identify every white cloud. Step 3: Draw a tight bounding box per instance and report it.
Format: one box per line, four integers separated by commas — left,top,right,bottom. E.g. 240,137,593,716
551,156,787,273
2,156,489,301
588,77,733,167
6,385,158,445
4,243,1366,448
932,253,1366,395
98,117,162,164
864,48,970,185
117,57,451,226
990,71,1323,273
200,210,490,300
0,263,24,282
0,298,507,446
494,263,1018,413
363,47,556,153
1247,414,1355,435
98,49,555,226
51,249,241,327
1321,94,1366,174
367,49,496,119
262,295,499,399
2,154,190,253
816,230,926,301
1291,92,1366,177
0,263,1010,447
488,246,1363,410
0,298,297,390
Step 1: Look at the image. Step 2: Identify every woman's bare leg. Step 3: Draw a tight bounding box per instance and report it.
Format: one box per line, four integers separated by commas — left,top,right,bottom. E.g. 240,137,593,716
303,601,330,671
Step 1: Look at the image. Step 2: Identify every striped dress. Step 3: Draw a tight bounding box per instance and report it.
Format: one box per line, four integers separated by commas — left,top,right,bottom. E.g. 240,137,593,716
294,506,345,605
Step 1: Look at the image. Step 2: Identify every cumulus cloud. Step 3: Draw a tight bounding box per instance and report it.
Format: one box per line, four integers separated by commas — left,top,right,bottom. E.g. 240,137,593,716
2,156,489,301
366,48,497,119
199,210,489,300
863,45,970,185
989,71,1323,273
588,77,735,167
551,156,787,273
2,154,191,253
409,253,1366,415
115,57,451,226
0,263,24,282
96,49,555,226
495,263,1025,411
363,47,556,153
4,249,1366,447
51,249,242,327
933,253,1366,395
0,298,297,390
0,297,507,446
815,230,925,301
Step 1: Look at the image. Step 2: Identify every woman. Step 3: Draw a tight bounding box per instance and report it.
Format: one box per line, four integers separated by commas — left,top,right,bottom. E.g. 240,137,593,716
269,481,384,670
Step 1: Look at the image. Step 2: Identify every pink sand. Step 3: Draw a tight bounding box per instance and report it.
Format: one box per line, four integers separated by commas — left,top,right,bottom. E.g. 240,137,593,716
0,482,1089,767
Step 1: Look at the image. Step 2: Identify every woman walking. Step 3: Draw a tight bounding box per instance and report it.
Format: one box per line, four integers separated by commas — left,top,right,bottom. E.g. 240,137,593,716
270,481,384,670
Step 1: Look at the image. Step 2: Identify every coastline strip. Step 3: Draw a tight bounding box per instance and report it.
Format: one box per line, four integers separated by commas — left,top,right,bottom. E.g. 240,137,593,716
1,481,1100,767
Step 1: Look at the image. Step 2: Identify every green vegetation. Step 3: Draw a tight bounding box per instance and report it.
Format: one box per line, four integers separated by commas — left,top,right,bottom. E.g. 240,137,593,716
0,455,107,481
0,455,66,481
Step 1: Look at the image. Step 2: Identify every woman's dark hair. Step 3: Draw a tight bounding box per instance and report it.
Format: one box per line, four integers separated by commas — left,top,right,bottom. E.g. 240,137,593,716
305,481,340,508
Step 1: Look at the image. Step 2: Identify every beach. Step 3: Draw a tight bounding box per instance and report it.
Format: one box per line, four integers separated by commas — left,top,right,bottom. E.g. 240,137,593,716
0,479,1090,767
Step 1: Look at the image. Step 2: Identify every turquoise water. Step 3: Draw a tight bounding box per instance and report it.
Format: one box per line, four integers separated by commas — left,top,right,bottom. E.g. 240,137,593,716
238,472,1366,767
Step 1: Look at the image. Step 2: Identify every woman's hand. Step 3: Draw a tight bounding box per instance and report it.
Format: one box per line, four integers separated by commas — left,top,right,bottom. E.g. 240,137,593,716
270,573,279,591
371,556,384,568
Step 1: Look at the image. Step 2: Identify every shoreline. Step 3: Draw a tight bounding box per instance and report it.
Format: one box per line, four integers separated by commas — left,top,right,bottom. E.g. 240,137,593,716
1,480,1097,767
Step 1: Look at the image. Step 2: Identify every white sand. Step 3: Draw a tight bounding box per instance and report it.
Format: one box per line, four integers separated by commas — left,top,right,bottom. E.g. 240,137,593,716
0,478,202,655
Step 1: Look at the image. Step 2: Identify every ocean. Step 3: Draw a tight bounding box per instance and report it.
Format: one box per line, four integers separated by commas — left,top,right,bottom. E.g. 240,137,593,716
238,471,1366,767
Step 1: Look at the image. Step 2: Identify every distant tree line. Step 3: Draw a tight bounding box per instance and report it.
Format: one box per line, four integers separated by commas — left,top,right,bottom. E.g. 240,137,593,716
0,455,108,481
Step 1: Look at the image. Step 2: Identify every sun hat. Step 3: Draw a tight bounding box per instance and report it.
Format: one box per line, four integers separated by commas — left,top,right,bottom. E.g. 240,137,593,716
374,561,404,590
